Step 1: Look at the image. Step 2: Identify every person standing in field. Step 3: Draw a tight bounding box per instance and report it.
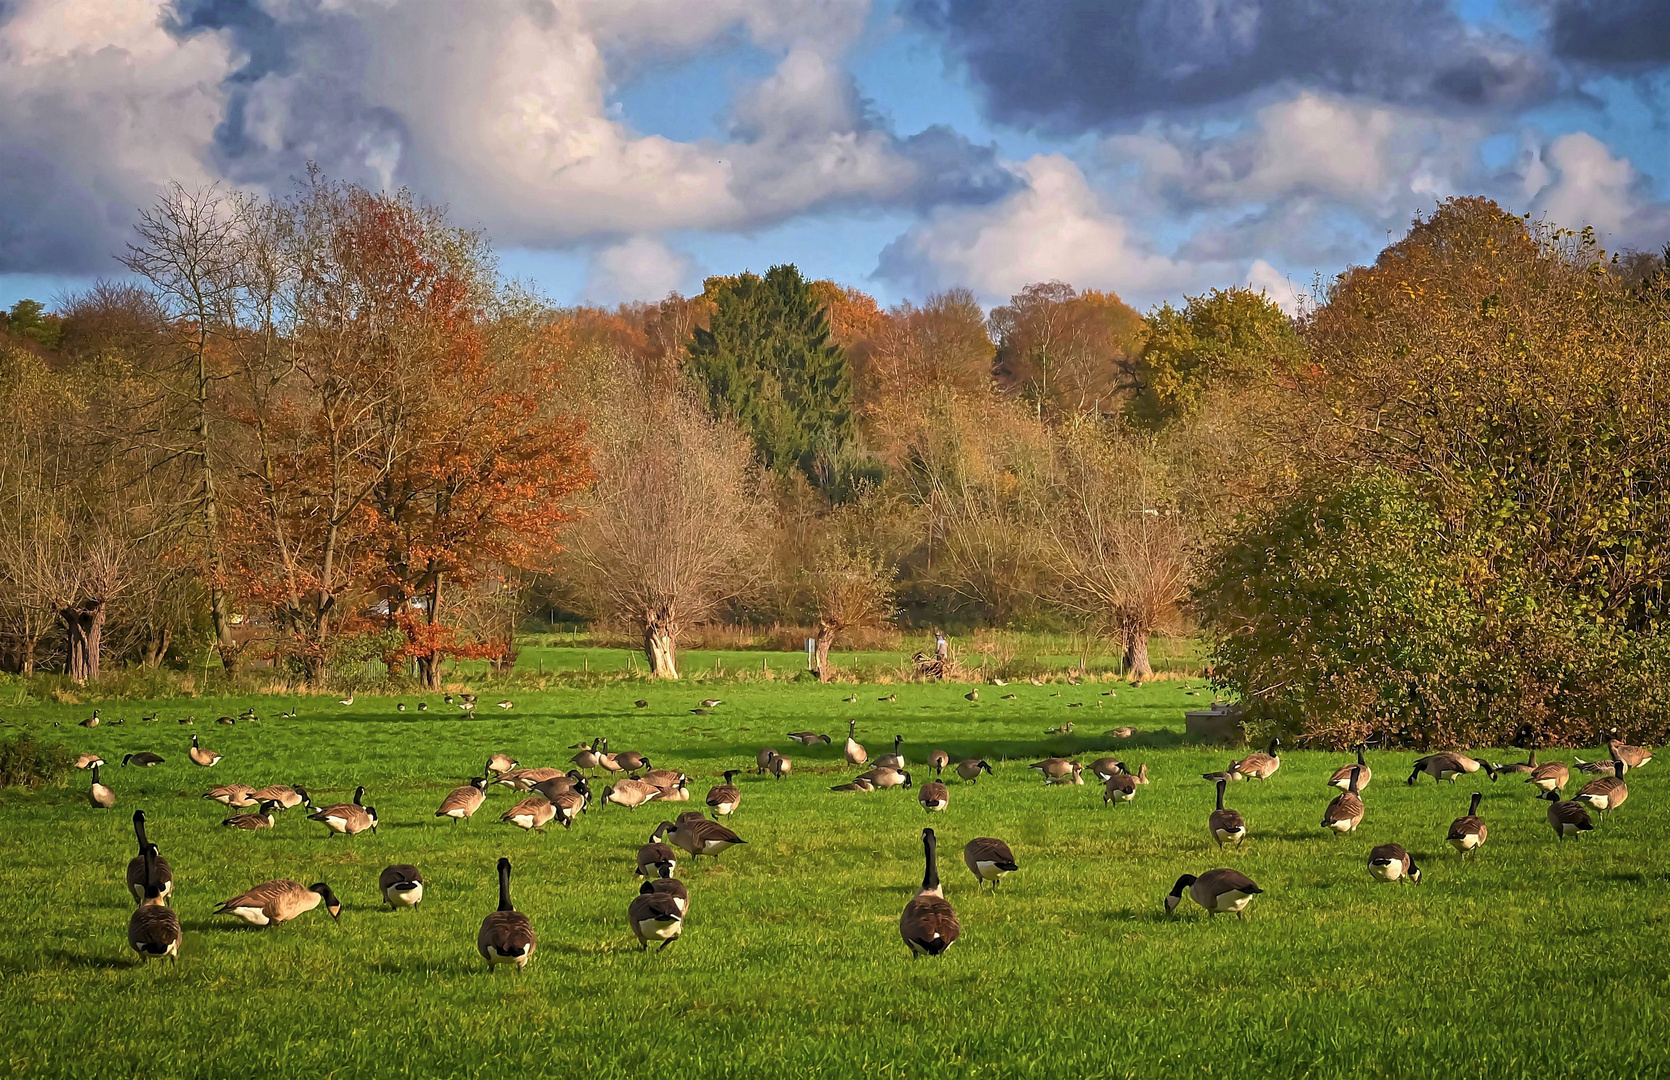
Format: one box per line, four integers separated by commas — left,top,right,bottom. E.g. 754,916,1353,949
935,630,949,663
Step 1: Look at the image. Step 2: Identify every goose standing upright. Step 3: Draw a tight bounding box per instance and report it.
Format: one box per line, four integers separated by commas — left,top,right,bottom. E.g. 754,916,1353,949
844,720,867,767
899,827,960,958
1328,744,1373,790
89,764,114,809
1208,778,1246,849
875,735,906,770
126,845,181,963
477,858,536,970
188,735,222,767
125,810,173,904
1320,765,1364,834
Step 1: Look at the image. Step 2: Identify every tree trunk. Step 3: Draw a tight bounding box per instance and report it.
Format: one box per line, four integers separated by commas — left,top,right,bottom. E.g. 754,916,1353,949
644,606,679,679
1124,626,1153,680
814,623,837,682
141,626,172,668
61,601,106,684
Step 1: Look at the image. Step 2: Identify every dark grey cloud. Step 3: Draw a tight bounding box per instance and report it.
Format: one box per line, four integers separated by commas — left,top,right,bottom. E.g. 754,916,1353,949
1550,0,1670,66
906,0,1554,130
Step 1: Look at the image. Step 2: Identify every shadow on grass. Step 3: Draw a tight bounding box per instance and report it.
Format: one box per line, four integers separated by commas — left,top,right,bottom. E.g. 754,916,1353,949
43,948,134,970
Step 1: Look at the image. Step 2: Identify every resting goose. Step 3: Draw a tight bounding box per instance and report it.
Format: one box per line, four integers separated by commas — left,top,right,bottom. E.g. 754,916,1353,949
786,731,830,746
379,864,424,909
1229,739,1281,781
122,752,164,768
222,800,280,829
1367,843,1421,884
918,780,949,812
1446,792,1487,856
1103,763,1149,806
963,836,1018,887
478,858,535,970
1029,757,1077,782
900,828,960,958
830,778,876,793
1497,748,1538,775
204,783,258,808
249,784,311,810
858,766,912,789
1165,868,1262,918
603,778,664,810
214,879,341,926
1089,758,1128,783
1408,752,1496,785
127,846,181,962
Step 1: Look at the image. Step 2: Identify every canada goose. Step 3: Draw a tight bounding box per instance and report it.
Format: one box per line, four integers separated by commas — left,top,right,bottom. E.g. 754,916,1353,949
1046,722,1074,734
1165,868,1262,918
216,715,235,725
89,765,115,809
1328,744,1373,791
203,783,257,808
786,732,830,745
501,795,557,831
478,858,535,969
1574,756,1617,775
1542,790,1595,838
628,885,685,952
1103,763,1148,806
638,831,679,877
858,766,913,789
1029,757,1076,782
1527,759,1569,794
963,836,1018,886
550,790,588,828
1089,757,1127,782
699,699,722,709
571,744,606,772
530,773,590,803
486,753,519,776
215,879,341,926
766,751,792,780
755,747,780,774
964,690,979,702
1575,760,1629,819
1001,693,1017,700
379,864,423,909
926,750,949,775
1321,766,1364,834
416,702,428,712
308,789,377,835
616,751,650,772
222,800,279,829
122,752,164,768
706,770,742,817
126,810,173,904
646,777,689,803
879,693,897,703
643,862,689,914
1208,778,1246,849
436,777,490,822
596,753,627,774
900,828,960,958
603,778,664,811
1497,748,1538,775
874,735,906,770
1408,752,1496,785
188,735,221,768
496,700,513,710
843,693,858,703
127,846,181,963
1106,726,1136,738
954,759,993,784
499,767,565,791
1229,739,1281,781
74,753,105,770
844,720,867,766
338,694,354,706
1050,762,1085,786
1447,791,1488,856
830,778,876,792
178,717,193,725
1367,843,1422,884
918,780,949,812
79,710,100,728
635,699,649,708
662,816,746,861
1609,740,1653,770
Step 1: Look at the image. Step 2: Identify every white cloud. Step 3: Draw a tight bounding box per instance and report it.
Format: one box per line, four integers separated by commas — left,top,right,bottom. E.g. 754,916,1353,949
1246,259,1305,314
1531,132,1638,239
583,236,697,305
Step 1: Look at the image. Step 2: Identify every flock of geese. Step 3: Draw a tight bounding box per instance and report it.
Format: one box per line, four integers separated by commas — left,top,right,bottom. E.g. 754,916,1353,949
71,704,1655,965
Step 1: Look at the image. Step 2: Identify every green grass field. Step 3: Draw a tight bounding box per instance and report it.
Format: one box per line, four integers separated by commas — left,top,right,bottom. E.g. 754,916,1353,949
2,677,1666,1078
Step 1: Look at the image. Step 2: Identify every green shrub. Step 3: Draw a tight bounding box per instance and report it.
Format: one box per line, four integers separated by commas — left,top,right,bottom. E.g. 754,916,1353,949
0,734,74,789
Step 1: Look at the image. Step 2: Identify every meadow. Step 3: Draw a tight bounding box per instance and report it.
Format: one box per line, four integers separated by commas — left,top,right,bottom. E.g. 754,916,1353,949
1,674,1666,1079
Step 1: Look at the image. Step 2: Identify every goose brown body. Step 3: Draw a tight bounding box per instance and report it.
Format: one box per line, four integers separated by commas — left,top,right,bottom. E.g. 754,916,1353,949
214,879,341,926
705,770,742,817
125,810,173,904
1208,778,1246,849
918,780,949,812
501,796,556,831
435,778,489,821
962,836,1018,886
1321,766,1364,833
379,864,424,909
1367,843,1421,884
1328,745,1373,791
1447,792,1488,855
900,828,960,957
478,858,535,969
1165,868,1262,917
127,846,180,962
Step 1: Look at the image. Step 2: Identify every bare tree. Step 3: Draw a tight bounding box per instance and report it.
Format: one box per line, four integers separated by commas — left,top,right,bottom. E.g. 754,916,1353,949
806,495,898,681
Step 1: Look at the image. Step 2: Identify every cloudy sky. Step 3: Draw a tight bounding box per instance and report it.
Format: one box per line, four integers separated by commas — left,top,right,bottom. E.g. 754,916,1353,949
4,0,1670,313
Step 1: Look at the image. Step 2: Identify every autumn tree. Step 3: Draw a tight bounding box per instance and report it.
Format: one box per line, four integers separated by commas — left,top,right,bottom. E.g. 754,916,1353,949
804,491,899,680
989,282,1145,419
1131,287,1307,427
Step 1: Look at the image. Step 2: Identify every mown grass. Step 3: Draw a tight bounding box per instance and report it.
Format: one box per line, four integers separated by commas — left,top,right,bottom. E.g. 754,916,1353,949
1,678,1665,1079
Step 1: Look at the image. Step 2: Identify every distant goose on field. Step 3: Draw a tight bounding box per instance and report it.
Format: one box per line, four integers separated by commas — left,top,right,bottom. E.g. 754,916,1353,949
1046,722,1074,734
436,777,490,823
1103,763,1149,806
396,702,406,713
843,693,858,703
1208,778,1246,850
1446,792,1487,856
380,864,423,910
126,810,172,905
963,836,1018,886
955,759,993,784
79,710,100,728
964,690,979,702
188,735,221,768
1575,760,1629,819
699,699,722,709
1165,868,1262,918
1089,757,1127,782
878,694,897,703
1496,748,1538,775
874,735,906,770
1367,843,1421,884
478,858,535,970
1408,752,1496,785
74,753,105,770
123,751,164,768
900,828,959,958
628,880,685,952
127,846,180,963
918,780,949,812
1609,740,1653,770
1320,765,1364,834
338,694,354,706
1542,790,1595,839
765,751,792,780
416,702,428,712
1106,726,1136,738
215,879,341,926
786,731,830,746
496,700,513,710
1526,758,1569,794
926,750,949,776
89,764,115,809
635,699,650,708
1328,744,1373,791
844,720,867,766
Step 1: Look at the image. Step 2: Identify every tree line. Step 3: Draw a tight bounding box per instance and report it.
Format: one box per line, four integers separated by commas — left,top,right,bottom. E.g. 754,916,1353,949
4,179,1669,745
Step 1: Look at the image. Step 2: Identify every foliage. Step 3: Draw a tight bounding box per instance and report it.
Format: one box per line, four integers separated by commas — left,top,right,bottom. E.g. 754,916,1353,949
0,733,72,789
1132,286,1307,427
0,299,63,350
989,281,1145,418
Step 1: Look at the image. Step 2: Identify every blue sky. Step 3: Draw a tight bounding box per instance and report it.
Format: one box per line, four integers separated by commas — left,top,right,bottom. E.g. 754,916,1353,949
4,0,1670,315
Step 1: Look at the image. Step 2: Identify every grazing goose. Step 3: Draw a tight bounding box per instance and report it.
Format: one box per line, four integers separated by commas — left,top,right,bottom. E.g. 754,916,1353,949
549,790,588,829
1208,778,1246,850
844,720,867,767
214,879,341,926
435,777,490,823
499,767,565,791
571,742,607,772
222,800,280,829
755,747,780,774
1542,789,1595,839
900,828,960,958
603,779,664,811
1089,757,1128,782
643,863,689,914
127,846,181,963
635,699,649,708
765,751,792,780
926,750,949,776
628,884,685,952
830,778,877,793
698,699,723,709
858,766,913,789
307,788,377,835
874,736,906,770
963,837,1018,886
918,780,949,812
530,773,590,802
663,817,746,861
125,810,173,905
1408,752,1496,785
1575,760,1629,819
500,796,557,831
954,759,993,784
203,783,257,808
1367,843,1422,884
595,753,627,774
478,858,535,970
1328,744,1373,791
1526,758,1569,794
786,732,830,746
89,765,115,809
1229,739,1282,781
1165,868,1263,918
638,830,679,877
1045,762,1085,786
705,770,742,818
1029,757,1077,782
486,753,519,776
1609,740,1652,770
244,783,308,811
1320,766,1364,834
1103,763,1148,806
615,751,650,772
187,735,221,767
1496,748,1538,775
74,753,105,770
122,752,164,768
379,864,424,909
1446,792,1487,856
